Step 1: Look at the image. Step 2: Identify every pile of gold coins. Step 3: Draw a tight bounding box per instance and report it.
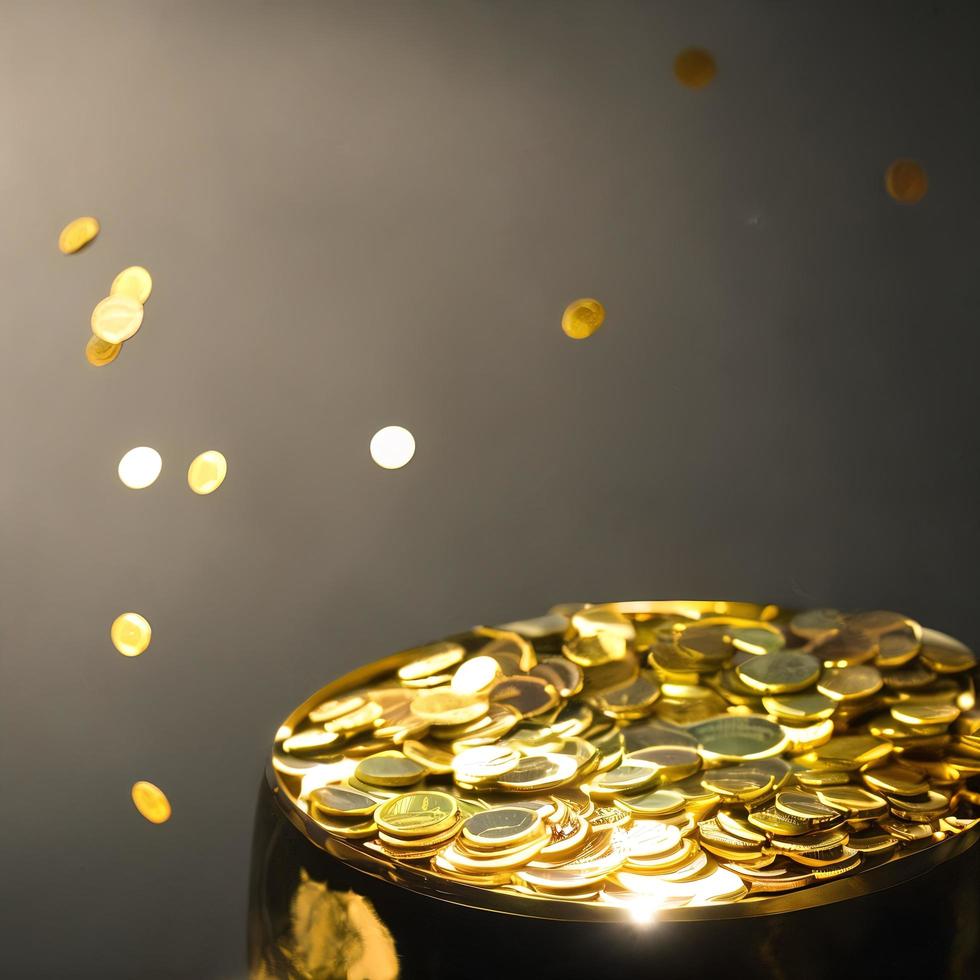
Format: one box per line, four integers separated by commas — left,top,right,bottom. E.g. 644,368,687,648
58,215,153,367
273,602,979,911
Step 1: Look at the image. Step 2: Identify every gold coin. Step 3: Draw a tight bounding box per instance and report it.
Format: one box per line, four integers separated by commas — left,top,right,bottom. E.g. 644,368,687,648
619,788,686,817
890,701,959,726
812,628,877,667
673,47,716,89
762,691,836,722
790,608,844,640
862,765,929,797
91,294,144,344
462,806,542,848
281,729,340,756
58,215,100,254
488,675,559,718
308,784,378,817
774,791,841,822
309,696,365,723
561,298,606,340
689,715,787,762
885,159,928,204
111,612,151,657
110,265,153,304
626,745,702,781
817,665,883,701
729,624,785,656
355,751,427,787
736,651,821,694
398,642,466,681
919,630,977,674
374,791,458,838
496,754,579,791
410,688,488,726
451,656,501,695
131,780,171,824
586,761,661,798
84,334,122,367
401,739,455,774
187,451,227,495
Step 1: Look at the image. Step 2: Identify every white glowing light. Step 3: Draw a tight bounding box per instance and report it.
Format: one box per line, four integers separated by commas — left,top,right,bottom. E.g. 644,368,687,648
118,446,162,489
370,426,416,470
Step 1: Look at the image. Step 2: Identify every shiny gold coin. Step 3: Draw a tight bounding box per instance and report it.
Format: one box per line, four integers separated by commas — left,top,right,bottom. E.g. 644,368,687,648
398,642,466,681
862,765,929,797
110,265,153,304
762,691,836,722
561,298,606,340
814,786,887,818
462,806,542,848
689,715,787,762
885,159,928,204
84,334,122,367
774,791,841,822
812,628,877,667
729,624,785,657
736,651,821,694
110,612,151,657
310,694,365,723
410,688,487,726
374,790,458,838
488,675,559,719
817,665,883,701
673,47,716,89
91,294,143,344
563,632,627,667
131,780,171,824
187,451,227,495
323,700,382,734
497,754,579,791
58,215,100,254
281,729,340,756
790,608,845,640
451,656,501,695
919,630,977,674
586,761,661,798
626,745,702,781
890,701,959,727
308,784,378,817
701,769,775,803
401,739,455,774
355,751,426,787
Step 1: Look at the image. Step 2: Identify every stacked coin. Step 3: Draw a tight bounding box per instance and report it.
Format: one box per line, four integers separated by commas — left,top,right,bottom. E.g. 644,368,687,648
273,601,980,912
87,264,153,366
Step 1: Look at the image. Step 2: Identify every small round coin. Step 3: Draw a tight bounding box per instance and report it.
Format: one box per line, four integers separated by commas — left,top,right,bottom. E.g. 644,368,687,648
398,642,466,681
91,294,144,344
308,785,379,817
410,688,488,726
374,791,459,838
355,752,427,788
131,780,171,824
462,806,542,848
110,265,153,304
561,298,606,340
84,334,122,367
58,215,100,254
111,612,151,657
817,665,883,701
187,450,228,495
736,651,821,694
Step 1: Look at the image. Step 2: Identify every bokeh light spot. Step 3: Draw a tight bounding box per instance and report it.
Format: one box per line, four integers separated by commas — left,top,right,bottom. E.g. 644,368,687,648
118,446,162,489
674,48,716,89
885,159,928,204
370,426,416,470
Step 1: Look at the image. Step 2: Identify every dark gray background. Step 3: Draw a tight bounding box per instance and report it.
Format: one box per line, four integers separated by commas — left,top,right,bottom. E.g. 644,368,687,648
2,1,979,977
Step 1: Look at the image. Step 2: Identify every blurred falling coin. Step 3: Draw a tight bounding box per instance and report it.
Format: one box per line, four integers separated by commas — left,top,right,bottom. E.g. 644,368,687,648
110,265,153,304
561,298,606,340
187,450,228,495
131,780,171,824
91,294,143,343
111,612,151,657
58,215,100,254
84,334,121,367
673,47,716,89
885,159,928,204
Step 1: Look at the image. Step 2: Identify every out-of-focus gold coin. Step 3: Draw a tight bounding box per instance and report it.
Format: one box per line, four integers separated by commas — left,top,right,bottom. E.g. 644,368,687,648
561,298,605,340
58,215,100,254
131,780,171,824
673,48,716,89
885,159,928,204
91,294,144,343
110,265,153,304
187,450,227,495
111,612,152,657
84,334,122,367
